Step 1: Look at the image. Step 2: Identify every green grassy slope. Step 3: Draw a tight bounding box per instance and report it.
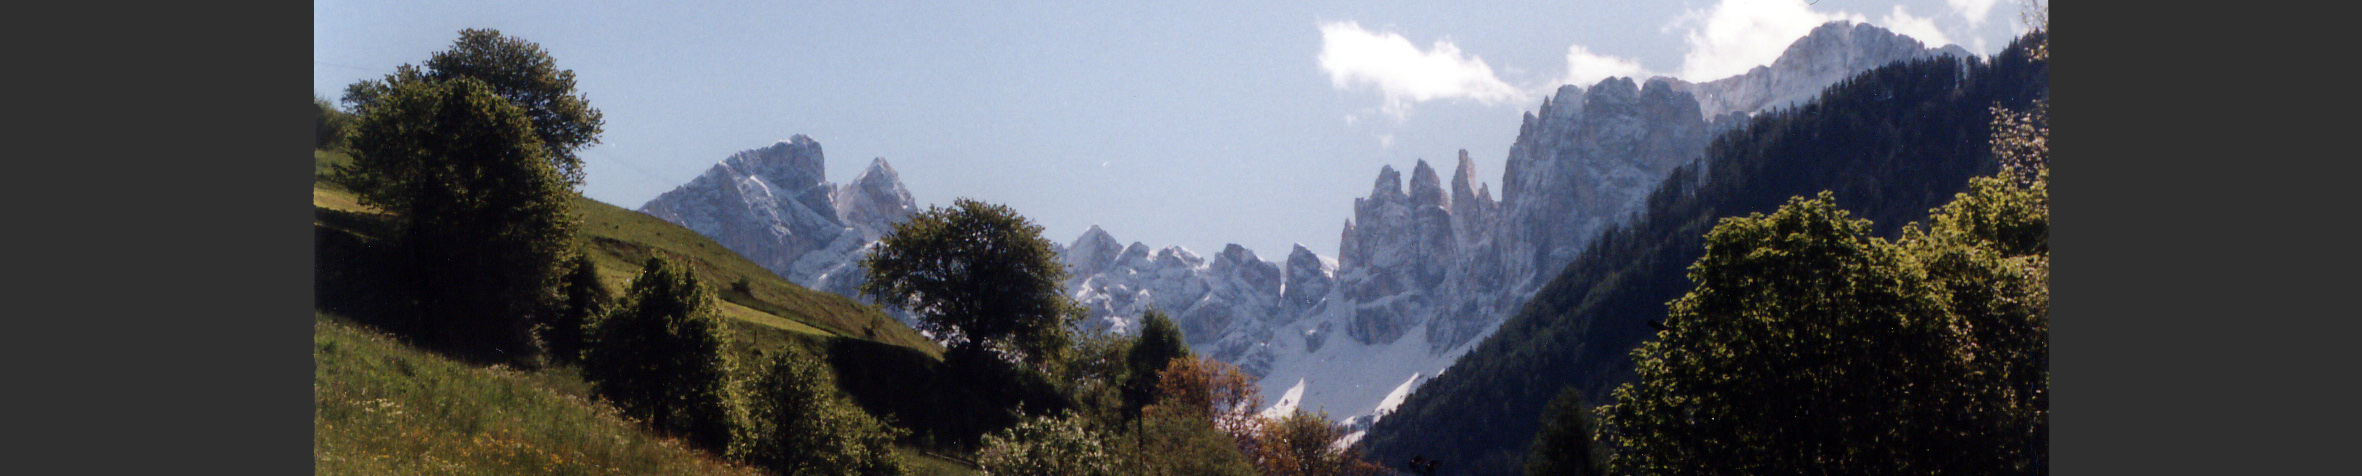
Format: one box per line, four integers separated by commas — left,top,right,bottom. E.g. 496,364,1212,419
316,149,979,474
314,312,770,476
313,149,939,358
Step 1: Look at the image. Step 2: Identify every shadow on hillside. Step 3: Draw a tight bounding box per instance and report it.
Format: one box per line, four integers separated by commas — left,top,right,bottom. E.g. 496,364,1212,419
315,209,404,329
316,209,525,366
826,340,1073,453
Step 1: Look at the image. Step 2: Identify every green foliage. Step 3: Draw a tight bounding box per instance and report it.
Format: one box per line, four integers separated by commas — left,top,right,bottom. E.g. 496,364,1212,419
1523,388,1603,476
344,28,604,185
1122,309,1191,420
342,76,577,363
976,413,1118,476
543,253,609,365
1602,86,2050,474
736,354,908,476
314,94,353,151
1602,193,1997,475
1121,404,1259,476
861,198,1080,368
583,257,739,452
1057,321,1136,428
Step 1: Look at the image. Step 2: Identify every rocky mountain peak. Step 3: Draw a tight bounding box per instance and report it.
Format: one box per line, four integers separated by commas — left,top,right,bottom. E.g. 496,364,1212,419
834,157,917,236
1409,159,1448,209
729,135,829,193
640,135,915,303
1064,224,1124,278
1369,165,1405,202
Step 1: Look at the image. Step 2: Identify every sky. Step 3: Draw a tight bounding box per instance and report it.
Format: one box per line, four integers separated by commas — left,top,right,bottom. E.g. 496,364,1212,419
316,0,2042,260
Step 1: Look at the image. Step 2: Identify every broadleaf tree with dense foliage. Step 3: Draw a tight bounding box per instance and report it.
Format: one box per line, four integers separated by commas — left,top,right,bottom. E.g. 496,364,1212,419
859,198,1080,369
341,75,577,363
1599,29,2048,474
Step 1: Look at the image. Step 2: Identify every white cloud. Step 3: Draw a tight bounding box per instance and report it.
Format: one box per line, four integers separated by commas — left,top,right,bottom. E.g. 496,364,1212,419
1948,0,2001,27
1317,21,1524,119
1665,0,1865,81
1555,44,1654,89
1879,5,1954,48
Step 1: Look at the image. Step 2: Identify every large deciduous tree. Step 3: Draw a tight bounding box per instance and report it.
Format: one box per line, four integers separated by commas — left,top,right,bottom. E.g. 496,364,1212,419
1601,193,1992,475
859,198,1078,368
1601,50,2049,471
344,28,604,185
343,76,576,362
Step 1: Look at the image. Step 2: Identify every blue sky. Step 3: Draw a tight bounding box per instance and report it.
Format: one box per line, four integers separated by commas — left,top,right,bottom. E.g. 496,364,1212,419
316,0,2042,259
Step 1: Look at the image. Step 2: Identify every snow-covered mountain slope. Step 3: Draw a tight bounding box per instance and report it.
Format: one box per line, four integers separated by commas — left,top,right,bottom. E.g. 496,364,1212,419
638,135,917,302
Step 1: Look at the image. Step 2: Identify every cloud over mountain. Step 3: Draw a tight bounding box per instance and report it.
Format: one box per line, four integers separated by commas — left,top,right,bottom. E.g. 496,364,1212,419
1317,21,1524,119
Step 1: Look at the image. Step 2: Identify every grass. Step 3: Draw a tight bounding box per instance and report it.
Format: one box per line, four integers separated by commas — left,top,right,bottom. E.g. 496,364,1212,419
314,313,770,476
569,193,943,358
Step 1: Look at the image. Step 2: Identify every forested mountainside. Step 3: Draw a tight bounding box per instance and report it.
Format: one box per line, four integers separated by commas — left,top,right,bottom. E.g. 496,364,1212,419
1361,31,2049,476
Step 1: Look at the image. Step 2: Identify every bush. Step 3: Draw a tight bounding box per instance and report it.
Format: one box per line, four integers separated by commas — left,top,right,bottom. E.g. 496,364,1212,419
976,413,1117,476
735,353,906,476
582,257,738,452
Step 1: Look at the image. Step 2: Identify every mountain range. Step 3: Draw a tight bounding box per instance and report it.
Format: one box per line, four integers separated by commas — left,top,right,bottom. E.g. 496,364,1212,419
636,20,1973,433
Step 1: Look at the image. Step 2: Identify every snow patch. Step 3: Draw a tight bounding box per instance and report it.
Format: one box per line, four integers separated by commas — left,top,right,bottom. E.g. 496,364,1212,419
1261,378,1307,420
1372,372,1423,417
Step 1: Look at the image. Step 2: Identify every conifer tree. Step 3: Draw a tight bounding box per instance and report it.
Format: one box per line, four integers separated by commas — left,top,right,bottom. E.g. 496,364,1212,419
543,253,609,365
1524,387,1604,476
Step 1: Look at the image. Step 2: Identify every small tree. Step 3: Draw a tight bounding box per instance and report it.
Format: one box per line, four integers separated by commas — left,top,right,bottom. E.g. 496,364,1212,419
1254,410,1382,476
343,28,604,185
1148,355,1263,446
1523,387,1604,476
1122,309,1191,420
543,253,609,365
314,94,353,151
342,76,576,362
584,257,737,451
860,198,1079,368
735,353,906,476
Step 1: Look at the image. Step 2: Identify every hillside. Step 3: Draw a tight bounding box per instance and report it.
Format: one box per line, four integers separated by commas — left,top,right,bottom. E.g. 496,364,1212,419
313,151,996,473
1360,31,2049,476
